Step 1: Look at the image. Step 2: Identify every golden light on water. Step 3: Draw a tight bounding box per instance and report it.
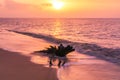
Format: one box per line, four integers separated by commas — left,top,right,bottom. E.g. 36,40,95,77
52,20,62,36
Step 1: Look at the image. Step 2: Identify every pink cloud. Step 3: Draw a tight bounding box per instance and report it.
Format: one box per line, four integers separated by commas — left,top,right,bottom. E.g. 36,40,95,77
4,0,39,9
0,0,56,18
0,0,43,17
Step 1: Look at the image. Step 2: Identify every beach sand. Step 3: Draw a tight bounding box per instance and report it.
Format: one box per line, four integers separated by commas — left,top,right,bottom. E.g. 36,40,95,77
0,48,58,80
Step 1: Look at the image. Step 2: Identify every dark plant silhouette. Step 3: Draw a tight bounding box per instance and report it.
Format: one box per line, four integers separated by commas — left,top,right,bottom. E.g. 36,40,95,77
56,44,75,57
34,44,75,68
34,46,57,67
56,44,75,67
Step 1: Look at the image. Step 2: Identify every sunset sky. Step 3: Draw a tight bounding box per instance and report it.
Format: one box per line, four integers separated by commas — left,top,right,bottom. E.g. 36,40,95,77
0,0,120,18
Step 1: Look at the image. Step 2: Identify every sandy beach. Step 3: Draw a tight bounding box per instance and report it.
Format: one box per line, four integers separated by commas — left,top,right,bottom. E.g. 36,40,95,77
0,48,58,80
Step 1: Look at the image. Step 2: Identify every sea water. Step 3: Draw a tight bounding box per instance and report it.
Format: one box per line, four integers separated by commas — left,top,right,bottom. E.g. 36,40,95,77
0,18,120,48
0,18,120,80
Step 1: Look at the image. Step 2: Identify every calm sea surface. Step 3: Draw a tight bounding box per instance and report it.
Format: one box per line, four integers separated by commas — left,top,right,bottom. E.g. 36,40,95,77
0,18,120,48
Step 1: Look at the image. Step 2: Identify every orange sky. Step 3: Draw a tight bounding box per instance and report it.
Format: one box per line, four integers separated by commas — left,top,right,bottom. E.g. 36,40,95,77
0,0,120,18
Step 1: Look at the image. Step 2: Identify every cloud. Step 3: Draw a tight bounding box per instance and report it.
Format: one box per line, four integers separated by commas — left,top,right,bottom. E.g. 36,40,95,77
4,0,40,10
3,0,53,10
0,0,43,17
41,3,52,7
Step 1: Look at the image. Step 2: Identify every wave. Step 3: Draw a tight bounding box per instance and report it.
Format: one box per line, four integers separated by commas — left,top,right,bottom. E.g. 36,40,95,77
7,30,120,65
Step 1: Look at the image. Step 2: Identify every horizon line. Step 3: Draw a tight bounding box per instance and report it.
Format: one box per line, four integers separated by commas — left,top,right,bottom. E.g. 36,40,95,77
0,17,120,19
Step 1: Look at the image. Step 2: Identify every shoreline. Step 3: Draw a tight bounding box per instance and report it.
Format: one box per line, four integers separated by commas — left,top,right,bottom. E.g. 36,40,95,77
0,48,58,80
8,30,120,65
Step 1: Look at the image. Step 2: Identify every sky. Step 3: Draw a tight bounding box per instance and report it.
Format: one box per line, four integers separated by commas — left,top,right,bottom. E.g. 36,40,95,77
0,0,120,18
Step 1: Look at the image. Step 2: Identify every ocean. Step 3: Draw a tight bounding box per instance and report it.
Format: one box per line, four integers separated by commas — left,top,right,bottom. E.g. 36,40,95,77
0,18,120,48
0,18,120,80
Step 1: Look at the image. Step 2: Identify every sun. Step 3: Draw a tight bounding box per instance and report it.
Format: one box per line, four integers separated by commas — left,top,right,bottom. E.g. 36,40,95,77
51,0,64,10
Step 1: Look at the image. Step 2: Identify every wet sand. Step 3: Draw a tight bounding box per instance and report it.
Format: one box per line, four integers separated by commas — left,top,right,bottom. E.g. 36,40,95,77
58,52,120,80
0,48,58,80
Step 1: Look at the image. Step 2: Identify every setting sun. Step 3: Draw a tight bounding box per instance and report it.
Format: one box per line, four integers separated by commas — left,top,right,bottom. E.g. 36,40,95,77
51,0,64,10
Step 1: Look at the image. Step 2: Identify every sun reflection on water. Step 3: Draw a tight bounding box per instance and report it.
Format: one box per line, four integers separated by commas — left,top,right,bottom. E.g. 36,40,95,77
51,20,63,38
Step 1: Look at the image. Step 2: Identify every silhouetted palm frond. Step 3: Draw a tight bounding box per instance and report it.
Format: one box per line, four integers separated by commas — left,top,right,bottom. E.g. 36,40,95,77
33,44,75,67
33,44,75,57
55,44,75,57
64,45,75,55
